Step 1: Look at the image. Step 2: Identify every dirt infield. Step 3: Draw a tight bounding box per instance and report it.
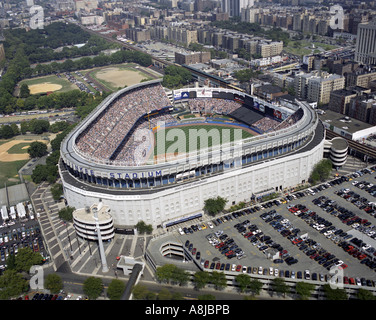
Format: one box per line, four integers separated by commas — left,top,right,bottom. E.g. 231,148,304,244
0,139,48,162
94,67,147,89
29,83,62,94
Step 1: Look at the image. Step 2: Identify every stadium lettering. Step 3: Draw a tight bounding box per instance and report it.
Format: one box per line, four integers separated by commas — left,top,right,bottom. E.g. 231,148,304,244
108,170,162,179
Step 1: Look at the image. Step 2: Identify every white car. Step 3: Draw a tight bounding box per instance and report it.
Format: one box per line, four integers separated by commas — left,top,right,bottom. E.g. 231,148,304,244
335,260,344,266
258,266,263,275
269,267,274,275
178,228,184,235
274,269,279,277
208,222,214,229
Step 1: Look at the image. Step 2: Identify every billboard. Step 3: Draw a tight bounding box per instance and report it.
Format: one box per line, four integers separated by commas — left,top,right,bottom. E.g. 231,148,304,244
196,88,213,98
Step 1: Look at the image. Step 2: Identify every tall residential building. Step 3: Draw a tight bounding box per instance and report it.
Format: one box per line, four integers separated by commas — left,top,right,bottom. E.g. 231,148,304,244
355,20,376,65
241,6,259,23
256,41,283,58
294,71,345,105
221,0,254,17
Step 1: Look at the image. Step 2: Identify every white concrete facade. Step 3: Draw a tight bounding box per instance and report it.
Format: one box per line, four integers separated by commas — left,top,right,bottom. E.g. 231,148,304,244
62,138,324,228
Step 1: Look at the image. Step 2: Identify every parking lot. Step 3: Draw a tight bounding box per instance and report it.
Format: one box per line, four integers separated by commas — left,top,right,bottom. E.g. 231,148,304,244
175,167,376,288
0,205,47,271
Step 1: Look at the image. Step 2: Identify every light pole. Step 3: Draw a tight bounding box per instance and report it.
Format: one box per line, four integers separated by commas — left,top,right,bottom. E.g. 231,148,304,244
93,207,109,273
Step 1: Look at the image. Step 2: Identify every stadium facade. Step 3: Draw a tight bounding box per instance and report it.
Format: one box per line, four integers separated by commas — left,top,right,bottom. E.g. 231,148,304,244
59,79,325,229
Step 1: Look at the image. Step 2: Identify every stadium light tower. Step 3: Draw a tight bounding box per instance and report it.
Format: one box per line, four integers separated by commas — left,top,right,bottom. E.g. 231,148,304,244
93,205,109,273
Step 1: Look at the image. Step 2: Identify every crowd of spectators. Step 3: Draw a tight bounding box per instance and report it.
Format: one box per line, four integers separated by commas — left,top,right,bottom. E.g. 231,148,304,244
75,83,171,162
274,108,304,131
113,112,176,166
251,117,280,133
188,98,241,115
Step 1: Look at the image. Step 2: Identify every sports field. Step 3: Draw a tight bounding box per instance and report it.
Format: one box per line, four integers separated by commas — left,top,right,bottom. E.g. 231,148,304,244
19,75,78,95
0,138,49,186
152,123,256,161
84,63,160,91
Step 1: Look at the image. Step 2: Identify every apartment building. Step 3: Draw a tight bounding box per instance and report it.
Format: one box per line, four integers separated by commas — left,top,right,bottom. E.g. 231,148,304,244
256,41,283,58
175,51,211,65
355,20,376,65
294,71,345,104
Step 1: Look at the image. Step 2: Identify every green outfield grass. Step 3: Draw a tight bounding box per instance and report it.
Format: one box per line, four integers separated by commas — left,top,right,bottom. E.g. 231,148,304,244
153,124,254,156
19,74,78,95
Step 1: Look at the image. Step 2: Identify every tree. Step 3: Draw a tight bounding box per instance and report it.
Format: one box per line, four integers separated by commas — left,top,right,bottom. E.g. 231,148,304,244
203,196,228,216
50,183,63,201
193,271,211,290
19,83,30,98
235,273,251,293
271,278,289,298
132,284,150,300
135,220,153,234
27,141,48,158
356,288,376,300
83,277,103,300
309,159,333,184
14,247,43,273
58,206,75,222
107,279,125,300
248,279,263,296
158,287,173,300
0,270,28,299
295,282,315,300
45,273,63,294
323,284,348,300
155,264,189,286
210,271,227,290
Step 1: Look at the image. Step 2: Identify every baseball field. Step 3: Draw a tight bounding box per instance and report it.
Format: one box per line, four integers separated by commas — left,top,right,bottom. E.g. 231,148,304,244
152,123,257,162
19,75,78,95
18,63,162,95
0,138,49,186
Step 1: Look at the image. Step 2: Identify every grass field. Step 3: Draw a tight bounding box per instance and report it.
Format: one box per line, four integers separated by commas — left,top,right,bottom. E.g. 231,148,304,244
0,137,49,187
0,160,29,187
88,64,156,91
19,75,78,95
153,124,254,157
283,40,338,56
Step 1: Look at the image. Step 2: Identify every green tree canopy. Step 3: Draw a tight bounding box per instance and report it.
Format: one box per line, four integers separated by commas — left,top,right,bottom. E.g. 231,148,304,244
309,159,333,184
203,196,228,216
83,277,103,300
107,279,125,300
45,273,63,294
27,141,48,158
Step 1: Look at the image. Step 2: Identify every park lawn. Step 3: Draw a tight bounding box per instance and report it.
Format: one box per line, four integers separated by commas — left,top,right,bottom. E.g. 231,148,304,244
0,159,29,187
284,40,339,57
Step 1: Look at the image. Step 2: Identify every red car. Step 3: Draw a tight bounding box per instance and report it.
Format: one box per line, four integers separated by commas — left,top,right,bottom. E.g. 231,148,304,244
339,264,348,270
204,260,209,268
236,265,242,272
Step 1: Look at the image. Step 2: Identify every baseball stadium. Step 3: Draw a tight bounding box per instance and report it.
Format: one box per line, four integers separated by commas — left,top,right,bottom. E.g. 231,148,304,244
59,79,325,229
